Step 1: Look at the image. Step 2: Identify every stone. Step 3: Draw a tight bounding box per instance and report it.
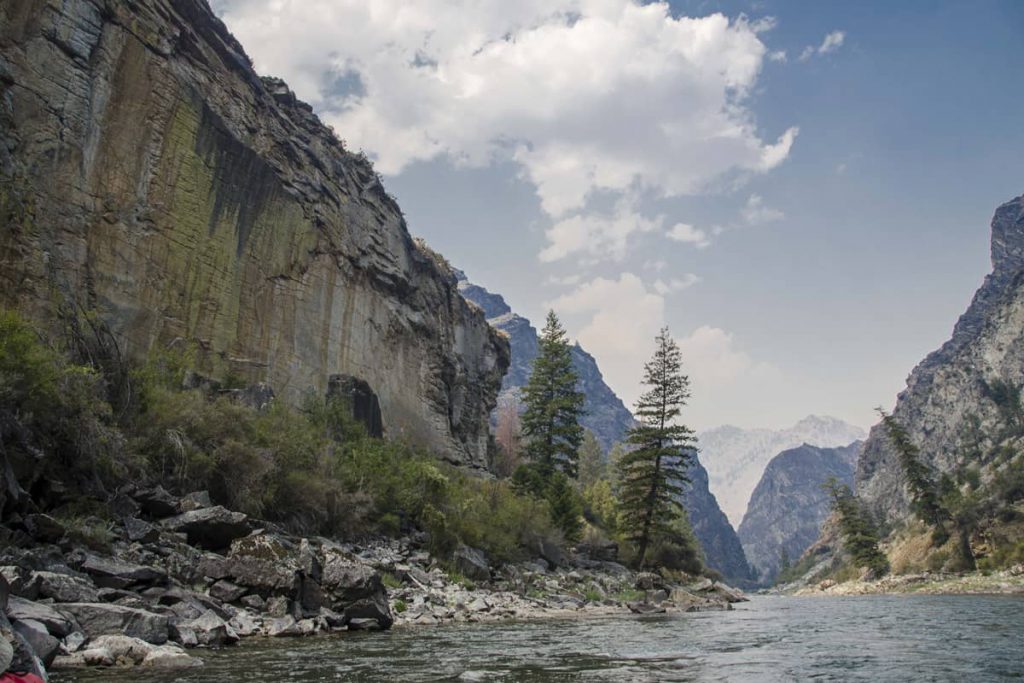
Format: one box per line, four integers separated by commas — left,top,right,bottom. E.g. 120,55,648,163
223,533,299,596
452,545,490,582
63,631,87,653
162,507,253,551
627,602,666,615
209,580,248,603
1,566,41,600
12,618,60,667
142,646,203,668
182,609,239,647
266,616,300,637
179,491,213,512
168,624,198,648
53,647,114,668
228,611,261,637
7,597,74,638
133,486,179,519
23,514,66,543
35,571,100,603
240,594,265,610
124,517,161,544
264,596,290,618
635,573,665,591
56,603,169,644
79,554,167,589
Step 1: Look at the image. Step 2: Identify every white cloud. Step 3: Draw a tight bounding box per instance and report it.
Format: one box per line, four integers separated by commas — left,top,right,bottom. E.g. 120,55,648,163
741,193,784,225
767,50,788,63
667,223,711,248
216,0,798,233
539,199,663,263
653,274,700,295
799,30,846,61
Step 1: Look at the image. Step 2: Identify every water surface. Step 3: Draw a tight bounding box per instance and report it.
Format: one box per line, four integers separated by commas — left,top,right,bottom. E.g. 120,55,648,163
55,595,1024,681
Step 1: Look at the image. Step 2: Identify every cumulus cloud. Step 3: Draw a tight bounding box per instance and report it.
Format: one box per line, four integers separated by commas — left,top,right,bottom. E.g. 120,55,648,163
539,199,663,263
799,30,846,61
667,223,711,248
741,193,784,225
215,0,797,234
653,274,700,295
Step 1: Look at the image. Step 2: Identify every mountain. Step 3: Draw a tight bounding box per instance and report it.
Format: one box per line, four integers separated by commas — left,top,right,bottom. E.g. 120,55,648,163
738,442,861,585
857,193,1024,521
685,456,756,585
0,0,508,468
698,417,867,526
456,275,634,452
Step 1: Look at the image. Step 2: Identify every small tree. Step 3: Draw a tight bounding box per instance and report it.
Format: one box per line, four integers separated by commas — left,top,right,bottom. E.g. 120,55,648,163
823,477,889,577
520,311,585,478
878,409,949,544
617,328,696,568
577,430,605,488
494,394,523,478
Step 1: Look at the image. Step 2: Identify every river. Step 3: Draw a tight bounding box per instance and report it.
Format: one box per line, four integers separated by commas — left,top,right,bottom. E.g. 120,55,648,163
54,595,1024,681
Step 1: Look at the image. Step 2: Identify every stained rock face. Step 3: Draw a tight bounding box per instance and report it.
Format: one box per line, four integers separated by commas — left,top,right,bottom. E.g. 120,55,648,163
738,442,861,585
0,0,507,468
857,194,1024,519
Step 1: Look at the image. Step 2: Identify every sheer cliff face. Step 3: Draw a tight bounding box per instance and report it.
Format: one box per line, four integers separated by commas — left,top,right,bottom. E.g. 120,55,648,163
738,442,860,585
684,456,755,586
0,0,508,467
857,194,1024,518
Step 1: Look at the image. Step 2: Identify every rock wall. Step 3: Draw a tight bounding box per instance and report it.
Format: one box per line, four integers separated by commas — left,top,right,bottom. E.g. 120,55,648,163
0,0,508,467
857,194,1024,518
683,456,755,586
738,442,860,585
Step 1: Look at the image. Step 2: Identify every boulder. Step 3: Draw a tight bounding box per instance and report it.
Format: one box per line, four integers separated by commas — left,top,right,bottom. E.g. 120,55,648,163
7,597,74,637
12,618,60,667
320,548,392,630
182,609,239,647
535,538,566,569
223,533,299,597
627,601,667,615
124,517,160,543
79,554,167,589
56,603,169,644
52,646,114,668
266,615,301,637
162,507,253,550
70,635,202,669
178,491,213,513
35,571,100,603
452,545,490,582
23,514,66,543
133,486,179,518
1,566,41,600
143,645,202,668
635,572,665,591
209,579,248,604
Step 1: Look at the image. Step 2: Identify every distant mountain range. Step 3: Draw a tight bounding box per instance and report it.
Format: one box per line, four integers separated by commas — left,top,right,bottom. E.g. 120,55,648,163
698,416,867,526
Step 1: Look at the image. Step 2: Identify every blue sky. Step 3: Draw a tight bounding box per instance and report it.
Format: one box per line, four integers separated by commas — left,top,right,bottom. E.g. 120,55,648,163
214,0,1024,430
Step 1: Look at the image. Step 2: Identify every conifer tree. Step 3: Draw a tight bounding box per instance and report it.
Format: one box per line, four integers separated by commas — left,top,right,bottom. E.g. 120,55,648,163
520,311,585,477
823,477,889,577
577,430,605,488
617,328,696,568
878,409,949,541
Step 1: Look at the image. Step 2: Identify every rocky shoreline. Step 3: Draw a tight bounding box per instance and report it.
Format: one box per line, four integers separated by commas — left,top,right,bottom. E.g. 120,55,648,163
1,486,746,678
791,566,1024,597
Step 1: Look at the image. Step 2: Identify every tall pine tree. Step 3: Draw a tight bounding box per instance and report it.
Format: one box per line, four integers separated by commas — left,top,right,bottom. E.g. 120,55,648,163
521,311,585,478
617,328,696,568
577,430,605,488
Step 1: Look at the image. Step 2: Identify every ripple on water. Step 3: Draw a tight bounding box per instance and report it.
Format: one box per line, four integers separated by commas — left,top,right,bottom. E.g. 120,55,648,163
51,595,1024,683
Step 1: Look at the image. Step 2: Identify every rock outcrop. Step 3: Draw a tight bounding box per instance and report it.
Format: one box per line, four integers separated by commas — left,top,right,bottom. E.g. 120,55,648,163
699,416,866,526
857,193,1024,519
456,274,633,451
683,456,755,586
738,442,861,585
0,0,508,468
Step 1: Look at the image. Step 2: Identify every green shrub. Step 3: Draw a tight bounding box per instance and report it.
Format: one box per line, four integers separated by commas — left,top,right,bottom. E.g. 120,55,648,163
393,599,407,613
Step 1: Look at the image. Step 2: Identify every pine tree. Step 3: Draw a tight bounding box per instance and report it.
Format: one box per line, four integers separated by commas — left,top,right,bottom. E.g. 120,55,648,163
617,328,697,569
520,311,585,478
823,477,889,577
577,430,605,488
878,409,949,543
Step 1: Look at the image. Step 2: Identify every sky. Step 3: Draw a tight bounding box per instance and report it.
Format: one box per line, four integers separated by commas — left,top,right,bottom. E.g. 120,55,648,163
211,0,1024,431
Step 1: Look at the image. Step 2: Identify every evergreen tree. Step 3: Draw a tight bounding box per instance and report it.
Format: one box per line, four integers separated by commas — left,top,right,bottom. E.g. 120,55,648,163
520,311,585,477
617,328,696,568
577,430,605,488
878,409,949,542
823,477,889,577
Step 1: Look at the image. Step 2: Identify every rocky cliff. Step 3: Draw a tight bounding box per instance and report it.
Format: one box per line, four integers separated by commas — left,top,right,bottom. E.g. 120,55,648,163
684,456,755,585
857,193,1024,518
738,442,861,585
456,275,634,451
0,0,508,467
699,417,867,526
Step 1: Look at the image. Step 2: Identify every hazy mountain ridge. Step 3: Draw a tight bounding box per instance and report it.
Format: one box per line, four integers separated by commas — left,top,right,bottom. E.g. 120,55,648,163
699,416,867,526
738,441,861,585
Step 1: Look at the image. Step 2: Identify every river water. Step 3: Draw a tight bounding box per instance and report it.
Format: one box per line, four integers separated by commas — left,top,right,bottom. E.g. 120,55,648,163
55,595,1024,682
